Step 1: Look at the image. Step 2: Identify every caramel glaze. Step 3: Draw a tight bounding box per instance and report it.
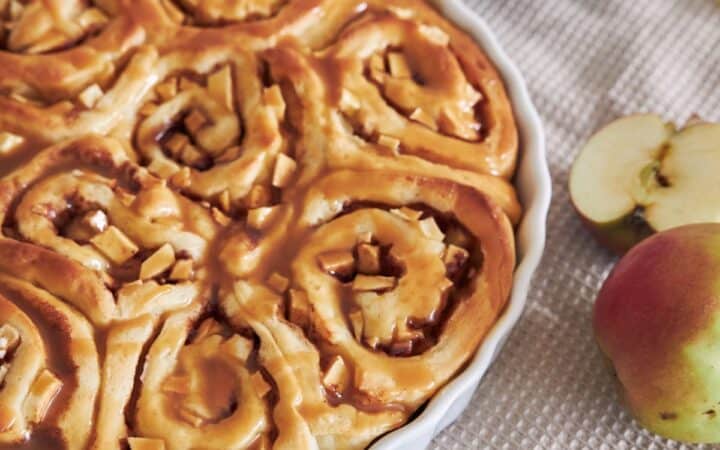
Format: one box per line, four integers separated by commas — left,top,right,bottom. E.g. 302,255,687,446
0,104,499,450
0,0,519,448
0,285,78,450
0,139,225,449
237,191,483,414
312,8,490,139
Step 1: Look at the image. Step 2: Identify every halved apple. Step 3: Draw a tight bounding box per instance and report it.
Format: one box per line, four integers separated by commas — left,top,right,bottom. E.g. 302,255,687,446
570,114,720,253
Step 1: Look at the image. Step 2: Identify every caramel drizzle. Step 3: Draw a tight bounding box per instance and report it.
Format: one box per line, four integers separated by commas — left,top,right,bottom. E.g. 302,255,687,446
0,1,517,448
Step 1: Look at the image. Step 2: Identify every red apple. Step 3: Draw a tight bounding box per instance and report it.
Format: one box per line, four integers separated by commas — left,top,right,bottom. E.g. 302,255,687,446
595,223,720,442
570,115,720,254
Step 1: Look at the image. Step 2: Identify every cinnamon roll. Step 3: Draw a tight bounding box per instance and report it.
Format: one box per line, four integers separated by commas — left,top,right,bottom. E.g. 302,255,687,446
0,274,98,449
0,0,522,448
0,1,153,143
218,170,515,448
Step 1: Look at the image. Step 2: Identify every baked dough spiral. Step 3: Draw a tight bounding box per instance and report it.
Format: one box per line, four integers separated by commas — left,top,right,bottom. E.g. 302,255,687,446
219,170,515,449
0,1,153,143
0,274,98,449
0,0,520,448
320,9,517,178
0,135,220,323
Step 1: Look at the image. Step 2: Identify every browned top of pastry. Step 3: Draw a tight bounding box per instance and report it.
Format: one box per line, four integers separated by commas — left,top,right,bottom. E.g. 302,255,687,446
0,1,519,449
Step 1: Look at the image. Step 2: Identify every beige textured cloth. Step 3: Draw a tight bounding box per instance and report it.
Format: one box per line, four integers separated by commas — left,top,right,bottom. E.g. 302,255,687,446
432,1,720,449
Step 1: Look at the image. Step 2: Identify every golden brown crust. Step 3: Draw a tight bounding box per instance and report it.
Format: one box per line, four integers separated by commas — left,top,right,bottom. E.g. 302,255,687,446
0,1,519,449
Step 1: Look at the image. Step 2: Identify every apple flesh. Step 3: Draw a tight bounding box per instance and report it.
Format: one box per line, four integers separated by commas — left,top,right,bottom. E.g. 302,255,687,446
595,223,720,443
570,114,720,253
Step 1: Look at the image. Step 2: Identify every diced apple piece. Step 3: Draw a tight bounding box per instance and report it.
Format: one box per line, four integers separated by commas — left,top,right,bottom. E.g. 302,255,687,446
217,190,231,213
0,132,24,154
322,355,349,392
246,206,278,230
356,231,373,244
222,334,253,362
267,272,289,294
390,206,422,221
356,243,380,275
24,369,62,423
210,207,230,226
352,275,396,292
387,52,412,78
165,133,189,154
288,289,310,327
0,364,9,384
64,210,108,242
128,437,166,450
77,8,109,30
369,53,385,73
443,244,469,275
0,324,19,359
170,167,192,188
409,108,437,130
181,144,207,168
179,77,200,91
9,0,23,20
207,66,233,111
418,217,444,241
184,109,207,134
193,319,223,341
418,24,450,46
90,226,139,264
179,401,207,426
348,310,364,340
271,154,297,188
160,0,184,23
139,102,158,117
155,78,178,102
317,251,355,278
339,89,360,110
139,244,175,280
78,83,104,109
245,185,273,208
377,134,400,153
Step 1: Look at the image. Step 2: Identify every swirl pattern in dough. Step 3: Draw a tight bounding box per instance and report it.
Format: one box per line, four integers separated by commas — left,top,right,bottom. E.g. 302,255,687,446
0,1,520,449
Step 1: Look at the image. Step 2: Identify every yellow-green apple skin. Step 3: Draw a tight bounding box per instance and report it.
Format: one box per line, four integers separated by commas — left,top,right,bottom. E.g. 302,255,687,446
594,224,720,442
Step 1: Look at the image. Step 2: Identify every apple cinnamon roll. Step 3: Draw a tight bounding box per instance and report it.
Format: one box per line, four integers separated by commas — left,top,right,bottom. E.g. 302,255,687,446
135,50,288,209
0,0,522,448
0,1,154,143
286,171,514,408
223,281,405,450
217,171,514,448
134,48,296,277
0,135,221,324
99,301,316,450
307,2,518,178
264,44,521,223
134,309,270,449
0,273,99,449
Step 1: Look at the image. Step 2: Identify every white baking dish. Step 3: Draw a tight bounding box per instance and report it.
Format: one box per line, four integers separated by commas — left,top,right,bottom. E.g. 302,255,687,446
370,1,551,448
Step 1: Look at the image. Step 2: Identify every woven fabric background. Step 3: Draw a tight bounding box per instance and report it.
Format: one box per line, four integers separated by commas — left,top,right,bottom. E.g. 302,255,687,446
432,1,720,449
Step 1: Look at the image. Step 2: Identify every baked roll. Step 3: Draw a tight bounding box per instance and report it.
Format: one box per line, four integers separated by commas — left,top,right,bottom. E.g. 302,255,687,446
0,0,521,448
